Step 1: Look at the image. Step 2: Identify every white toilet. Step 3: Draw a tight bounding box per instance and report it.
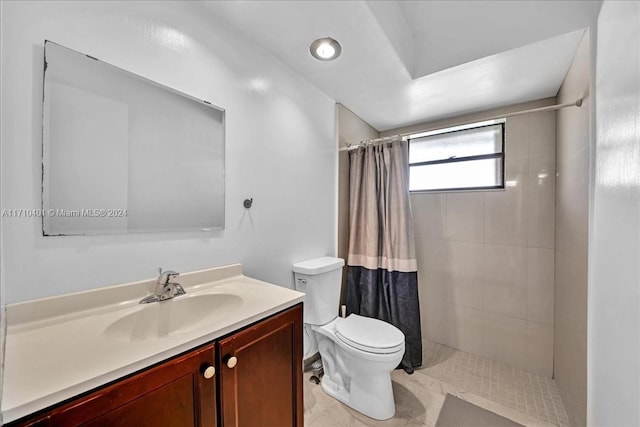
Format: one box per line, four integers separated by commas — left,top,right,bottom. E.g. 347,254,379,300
293,257,405,420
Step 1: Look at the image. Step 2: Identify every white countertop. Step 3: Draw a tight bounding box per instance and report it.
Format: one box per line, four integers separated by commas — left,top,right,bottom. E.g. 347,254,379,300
1,264,304,424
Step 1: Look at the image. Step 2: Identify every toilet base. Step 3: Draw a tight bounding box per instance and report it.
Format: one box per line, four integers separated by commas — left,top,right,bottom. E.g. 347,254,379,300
311,317,403,421
320,370,396,420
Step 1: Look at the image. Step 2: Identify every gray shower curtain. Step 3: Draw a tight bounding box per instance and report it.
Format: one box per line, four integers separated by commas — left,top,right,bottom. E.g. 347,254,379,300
345,140,422,372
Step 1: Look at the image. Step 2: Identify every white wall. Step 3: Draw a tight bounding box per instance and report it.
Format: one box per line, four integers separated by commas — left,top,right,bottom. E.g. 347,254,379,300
0,1,337,304
589,1,640,425
0,1,4,413
381,98,557,377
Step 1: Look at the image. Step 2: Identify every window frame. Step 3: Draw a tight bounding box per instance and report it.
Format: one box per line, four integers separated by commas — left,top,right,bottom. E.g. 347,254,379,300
407,121,506,193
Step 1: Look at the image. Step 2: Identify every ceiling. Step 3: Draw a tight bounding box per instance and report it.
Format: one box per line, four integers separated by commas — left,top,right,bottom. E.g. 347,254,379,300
205,1,602,131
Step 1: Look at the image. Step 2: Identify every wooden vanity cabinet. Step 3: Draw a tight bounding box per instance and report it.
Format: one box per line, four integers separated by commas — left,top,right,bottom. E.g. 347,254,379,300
9,304,303,427
217,303,303,427
11,343,217,427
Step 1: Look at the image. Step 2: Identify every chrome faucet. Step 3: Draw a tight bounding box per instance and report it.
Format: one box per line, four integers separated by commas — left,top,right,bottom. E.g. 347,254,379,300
139,268,186,304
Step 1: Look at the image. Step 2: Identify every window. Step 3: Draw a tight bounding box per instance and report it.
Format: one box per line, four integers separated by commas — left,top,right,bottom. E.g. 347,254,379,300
408,120,505,192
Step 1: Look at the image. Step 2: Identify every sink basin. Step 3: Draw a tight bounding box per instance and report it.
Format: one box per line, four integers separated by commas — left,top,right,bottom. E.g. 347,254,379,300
104,293,243,341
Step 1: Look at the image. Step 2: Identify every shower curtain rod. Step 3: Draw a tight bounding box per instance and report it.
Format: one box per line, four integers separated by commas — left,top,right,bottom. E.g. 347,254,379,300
339,98,583,151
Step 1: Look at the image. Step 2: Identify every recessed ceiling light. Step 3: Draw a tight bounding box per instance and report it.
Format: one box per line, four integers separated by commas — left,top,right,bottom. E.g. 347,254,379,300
310,37,342,61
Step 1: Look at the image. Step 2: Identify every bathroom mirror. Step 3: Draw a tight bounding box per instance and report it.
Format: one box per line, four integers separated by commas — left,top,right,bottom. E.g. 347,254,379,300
42,41,225,235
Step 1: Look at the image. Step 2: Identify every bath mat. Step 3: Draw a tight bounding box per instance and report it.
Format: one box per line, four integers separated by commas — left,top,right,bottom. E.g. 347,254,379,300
436,394,524,427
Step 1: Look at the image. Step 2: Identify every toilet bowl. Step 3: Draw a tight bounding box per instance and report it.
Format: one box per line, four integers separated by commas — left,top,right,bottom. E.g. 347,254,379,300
292,257,405,421
314,314,404,420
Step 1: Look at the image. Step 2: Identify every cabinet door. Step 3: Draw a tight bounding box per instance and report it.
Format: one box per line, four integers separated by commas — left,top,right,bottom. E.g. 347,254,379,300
218,304,303,427
11,343,217,427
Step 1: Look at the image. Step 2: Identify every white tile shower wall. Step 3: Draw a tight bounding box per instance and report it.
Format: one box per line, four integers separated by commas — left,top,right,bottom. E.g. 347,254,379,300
0,2,336,303
382,99,557,377
555,30,590,427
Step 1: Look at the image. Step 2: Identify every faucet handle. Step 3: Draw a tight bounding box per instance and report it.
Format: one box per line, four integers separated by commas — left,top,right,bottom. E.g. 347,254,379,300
158,269,180,285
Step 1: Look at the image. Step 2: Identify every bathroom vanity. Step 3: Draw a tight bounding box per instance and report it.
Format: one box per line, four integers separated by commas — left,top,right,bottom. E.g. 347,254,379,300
2,265,304,426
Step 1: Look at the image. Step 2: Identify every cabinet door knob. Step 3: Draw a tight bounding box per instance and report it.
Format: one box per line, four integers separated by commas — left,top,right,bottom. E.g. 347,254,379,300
226,355,238,369
202,365,216,379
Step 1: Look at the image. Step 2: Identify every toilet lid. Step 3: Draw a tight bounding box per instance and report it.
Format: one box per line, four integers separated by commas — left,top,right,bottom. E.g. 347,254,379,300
335,314,405,354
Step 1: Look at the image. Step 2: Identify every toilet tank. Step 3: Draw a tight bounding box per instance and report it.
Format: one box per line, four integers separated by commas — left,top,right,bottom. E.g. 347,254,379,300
293,257,345,325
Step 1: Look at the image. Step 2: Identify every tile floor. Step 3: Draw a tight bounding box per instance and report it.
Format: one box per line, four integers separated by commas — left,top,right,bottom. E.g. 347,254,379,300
304,341,569,427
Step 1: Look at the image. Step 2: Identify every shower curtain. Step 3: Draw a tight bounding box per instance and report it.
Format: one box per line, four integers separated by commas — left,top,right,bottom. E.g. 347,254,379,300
345,140,422,372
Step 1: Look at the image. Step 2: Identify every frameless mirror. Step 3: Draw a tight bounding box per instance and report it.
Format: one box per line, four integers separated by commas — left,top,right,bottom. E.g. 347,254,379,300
42,41,225,235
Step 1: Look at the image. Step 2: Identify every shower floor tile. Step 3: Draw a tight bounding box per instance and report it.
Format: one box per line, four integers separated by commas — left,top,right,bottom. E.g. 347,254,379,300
304,341,570,427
